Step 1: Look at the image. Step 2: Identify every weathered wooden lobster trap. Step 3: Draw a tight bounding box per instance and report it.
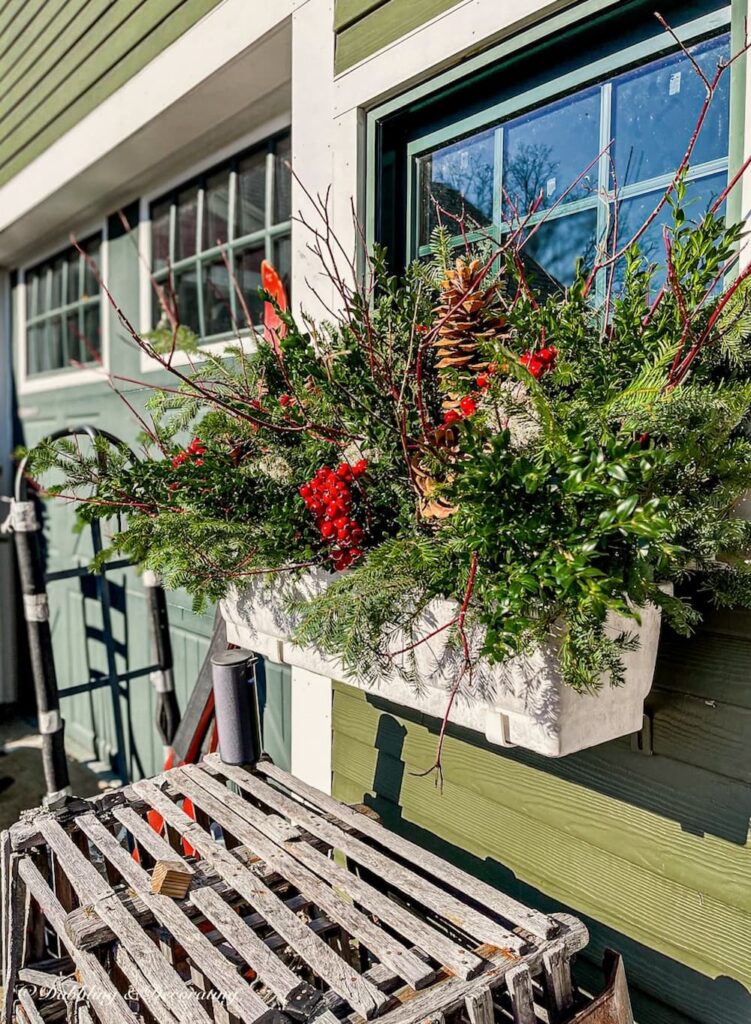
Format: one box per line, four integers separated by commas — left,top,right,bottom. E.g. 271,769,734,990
1,757,633,1024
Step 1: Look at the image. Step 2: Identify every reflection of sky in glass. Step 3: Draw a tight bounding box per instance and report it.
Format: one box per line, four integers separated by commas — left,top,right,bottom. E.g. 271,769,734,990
523,209,598,288
503,89,600,217
612,35,730,188
419,129,495,244
614,171,728,291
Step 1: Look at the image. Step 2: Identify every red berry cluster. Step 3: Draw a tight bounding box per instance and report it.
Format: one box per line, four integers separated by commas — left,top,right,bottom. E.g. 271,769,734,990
171,437,206,469
299,460,368,571
519,346,558,380
441,365,498,427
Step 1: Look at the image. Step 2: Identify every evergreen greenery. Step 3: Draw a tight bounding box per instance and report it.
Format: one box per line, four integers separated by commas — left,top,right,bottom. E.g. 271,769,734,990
25,178,751,694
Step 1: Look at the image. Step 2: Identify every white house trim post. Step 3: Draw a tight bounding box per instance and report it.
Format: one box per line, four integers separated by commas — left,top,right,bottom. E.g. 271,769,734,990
288,0,338,791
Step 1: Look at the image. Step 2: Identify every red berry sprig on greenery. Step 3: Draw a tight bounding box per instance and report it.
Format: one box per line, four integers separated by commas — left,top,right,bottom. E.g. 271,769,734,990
299,460,368,571
170,437,206,469
519,345,558,380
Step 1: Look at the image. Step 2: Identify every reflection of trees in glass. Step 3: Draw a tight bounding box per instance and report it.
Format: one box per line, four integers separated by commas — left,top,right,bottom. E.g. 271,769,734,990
503,142,558,213
431,148,494,221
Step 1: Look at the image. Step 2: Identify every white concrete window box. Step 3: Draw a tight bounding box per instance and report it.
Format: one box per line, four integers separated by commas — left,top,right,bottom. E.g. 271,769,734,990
221,571,667,757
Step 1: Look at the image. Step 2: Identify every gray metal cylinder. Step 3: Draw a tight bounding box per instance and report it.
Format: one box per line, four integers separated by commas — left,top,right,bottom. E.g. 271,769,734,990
211,649,262,766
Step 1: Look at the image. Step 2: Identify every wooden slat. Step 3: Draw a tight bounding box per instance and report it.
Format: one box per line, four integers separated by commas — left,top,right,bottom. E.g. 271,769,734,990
209,761,483,979
133,779,388,1021
506,964,536,1024
113,806,195,872
182,765,438,989
189,886,321,1017
17,986,44,1024
256,761,543,944
38,818,210,1024
2,852,24,1024
16,859,139,1024
74,813,274,1024
464,987,494,1024
542,941,573,1022
334,0,388,32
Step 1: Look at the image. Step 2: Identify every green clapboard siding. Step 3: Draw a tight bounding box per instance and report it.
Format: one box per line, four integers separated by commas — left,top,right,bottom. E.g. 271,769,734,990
331,614,751,1024
0,0,224,187
334,0,461,73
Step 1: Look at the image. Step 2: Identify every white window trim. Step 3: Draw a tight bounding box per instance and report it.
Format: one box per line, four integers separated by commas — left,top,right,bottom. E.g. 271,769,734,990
138,113,291,374
16,221,111,396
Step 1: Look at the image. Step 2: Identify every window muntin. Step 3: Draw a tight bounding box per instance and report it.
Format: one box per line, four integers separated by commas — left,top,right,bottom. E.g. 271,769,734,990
24,235,102,376
150,132,291,341
411,34,730,289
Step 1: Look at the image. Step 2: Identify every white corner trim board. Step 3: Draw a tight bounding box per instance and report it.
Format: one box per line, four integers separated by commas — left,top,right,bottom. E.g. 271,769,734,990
289,666,333,794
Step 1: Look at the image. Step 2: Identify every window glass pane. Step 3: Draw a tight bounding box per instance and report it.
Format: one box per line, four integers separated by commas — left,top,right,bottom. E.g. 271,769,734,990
27,323,43,374
236,151,266,238
612,34,730,188
203,171,230,250
83,304,102,360
47,317,64,372
66,254,80,304
151,200,171,272
234,246,265,325
203,258,234,336
503,89,600,217
522,208,598,289
67,312,82,364
175,186,199,261
50,260,63,309
418,128,495,246
615,170,727,290
27,273,39,317
273,235,291,300
82,238,100,298
173,267,200,333
274,135,291,224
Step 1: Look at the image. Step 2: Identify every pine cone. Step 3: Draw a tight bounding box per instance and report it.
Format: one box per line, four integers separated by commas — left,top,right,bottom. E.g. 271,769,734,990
432,257,507,415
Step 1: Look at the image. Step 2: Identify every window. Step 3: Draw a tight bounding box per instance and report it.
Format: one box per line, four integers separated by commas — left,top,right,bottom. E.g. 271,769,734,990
373,0,733,290
24,235,103,376
412,34,729,289
149,132,291,340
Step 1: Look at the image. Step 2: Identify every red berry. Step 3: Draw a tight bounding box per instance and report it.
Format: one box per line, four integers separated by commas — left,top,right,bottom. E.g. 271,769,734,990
194,458,203,466
299,484,312,499
488,363,497,375
337,523,351,540
325,502,339,519
279,394,292,407
336,464,353,480
443,409,461,425
476,373,490,389
459,396,477,416
350,526,364,544
350,548,363,561
309,499,323,515
321,521,335,538
353,459,368,477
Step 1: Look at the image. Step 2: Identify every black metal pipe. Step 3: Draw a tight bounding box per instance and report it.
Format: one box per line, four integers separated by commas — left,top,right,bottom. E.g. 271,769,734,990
142,569,181,747
11,499,70,805
211,649,262,766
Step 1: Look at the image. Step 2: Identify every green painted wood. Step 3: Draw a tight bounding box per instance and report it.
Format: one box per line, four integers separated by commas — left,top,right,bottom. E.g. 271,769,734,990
646,690,751,784
0,0,224,186
653,627,751,709
334,0,388,32
331,680,751,1005
334,0,461,73
0,0,42,56
333,685,751,913
0,0,108,114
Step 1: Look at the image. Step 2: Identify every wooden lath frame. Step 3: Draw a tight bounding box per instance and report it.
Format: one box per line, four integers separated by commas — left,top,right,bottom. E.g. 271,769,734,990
2,758,597,1024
